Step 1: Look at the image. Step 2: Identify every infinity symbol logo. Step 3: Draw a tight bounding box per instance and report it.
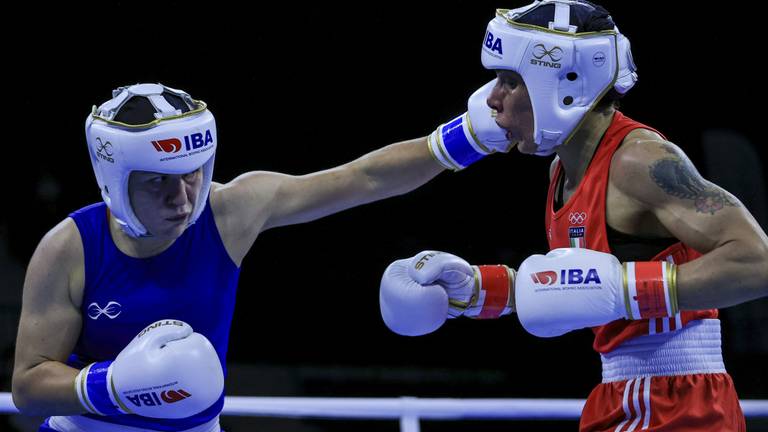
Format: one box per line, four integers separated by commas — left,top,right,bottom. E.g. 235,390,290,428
87,301,122,319
532,44,563,62
95,138,114,156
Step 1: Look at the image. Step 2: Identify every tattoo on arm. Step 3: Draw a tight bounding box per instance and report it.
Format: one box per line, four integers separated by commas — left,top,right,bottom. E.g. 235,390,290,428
649,144,739,215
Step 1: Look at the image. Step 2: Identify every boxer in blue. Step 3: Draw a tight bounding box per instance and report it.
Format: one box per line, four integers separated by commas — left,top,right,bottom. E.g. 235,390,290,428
11,83,512,431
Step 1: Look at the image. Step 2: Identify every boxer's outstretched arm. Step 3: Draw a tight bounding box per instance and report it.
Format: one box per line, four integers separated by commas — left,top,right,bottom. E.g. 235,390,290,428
210,82,513,262
264,136,444,229
215,136,444,237
610,138,768,310
12,219,85,415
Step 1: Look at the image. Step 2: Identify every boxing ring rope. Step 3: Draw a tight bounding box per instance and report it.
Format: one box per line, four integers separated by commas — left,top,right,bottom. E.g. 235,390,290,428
1,393,767,431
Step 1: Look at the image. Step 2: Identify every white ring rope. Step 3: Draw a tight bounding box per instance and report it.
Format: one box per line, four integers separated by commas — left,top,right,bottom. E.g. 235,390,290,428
1,394,766,420
223,396,586,419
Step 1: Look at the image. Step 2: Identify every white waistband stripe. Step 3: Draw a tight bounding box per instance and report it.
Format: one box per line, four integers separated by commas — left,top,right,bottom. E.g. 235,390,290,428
602,319,725,383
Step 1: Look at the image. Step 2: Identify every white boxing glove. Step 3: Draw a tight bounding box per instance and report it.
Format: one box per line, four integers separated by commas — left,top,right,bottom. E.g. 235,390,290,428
380,258,449,336
380,251,514,337
407,251,514,319
74,319,224,419
428,79,513,171
515,248,679,338
407,251,475,318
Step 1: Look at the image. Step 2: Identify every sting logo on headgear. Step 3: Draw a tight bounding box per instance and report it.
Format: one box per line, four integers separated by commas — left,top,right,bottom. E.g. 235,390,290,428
95,138,115,163
531,44,563,68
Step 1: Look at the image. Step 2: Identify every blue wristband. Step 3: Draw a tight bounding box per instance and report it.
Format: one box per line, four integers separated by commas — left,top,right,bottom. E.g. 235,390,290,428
440,114,486,169
84,361,122,416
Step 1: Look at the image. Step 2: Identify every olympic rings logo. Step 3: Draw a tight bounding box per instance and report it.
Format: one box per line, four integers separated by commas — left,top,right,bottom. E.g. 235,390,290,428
568,212,587,225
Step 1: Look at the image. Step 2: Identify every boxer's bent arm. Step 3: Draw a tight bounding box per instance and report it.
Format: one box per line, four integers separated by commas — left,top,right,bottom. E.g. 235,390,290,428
12,218,85,415
224,137,444,232
611,139,768,311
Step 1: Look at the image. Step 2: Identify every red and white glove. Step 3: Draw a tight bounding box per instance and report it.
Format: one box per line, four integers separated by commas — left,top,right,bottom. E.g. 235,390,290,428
515,248,679,337
380,251,514,336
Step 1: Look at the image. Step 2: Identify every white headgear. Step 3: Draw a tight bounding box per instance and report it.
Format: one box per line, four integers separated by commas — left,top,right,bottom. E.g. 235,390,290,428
85,83,217,237
481,0,637,156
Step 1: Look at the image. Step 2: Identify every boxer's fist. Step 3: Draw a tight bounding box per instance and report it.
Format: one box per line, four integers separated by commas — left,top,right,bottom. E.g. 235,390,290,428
466,80,515,153
75,320,224,418
407,251,476,318
428,79,512,170
380,251,514,336
380,258,449,336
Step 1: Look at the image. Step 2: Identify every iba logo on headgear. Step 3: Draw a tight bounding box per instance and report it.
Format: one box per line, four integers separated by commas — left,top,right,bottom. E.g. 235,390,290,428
152,130,214,154
152,138,182,153
483,31,504,56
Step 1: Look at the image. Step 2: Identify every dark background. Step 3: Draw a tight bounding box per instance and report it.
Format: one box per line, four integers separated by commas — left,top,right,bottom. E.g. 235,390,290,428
2,1,766,430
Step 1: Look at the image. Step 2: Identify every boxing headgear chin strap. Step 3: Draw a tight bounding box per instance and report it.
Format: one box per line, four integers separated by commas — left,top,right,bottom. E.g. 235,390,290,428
481,0,637,156
85,84,217,238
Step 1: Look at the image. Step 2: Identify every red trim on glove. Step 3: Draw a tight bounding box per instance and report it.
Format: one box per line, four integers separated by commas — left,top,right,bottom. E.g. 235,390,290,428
477,265,511,319
632,261,671,319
